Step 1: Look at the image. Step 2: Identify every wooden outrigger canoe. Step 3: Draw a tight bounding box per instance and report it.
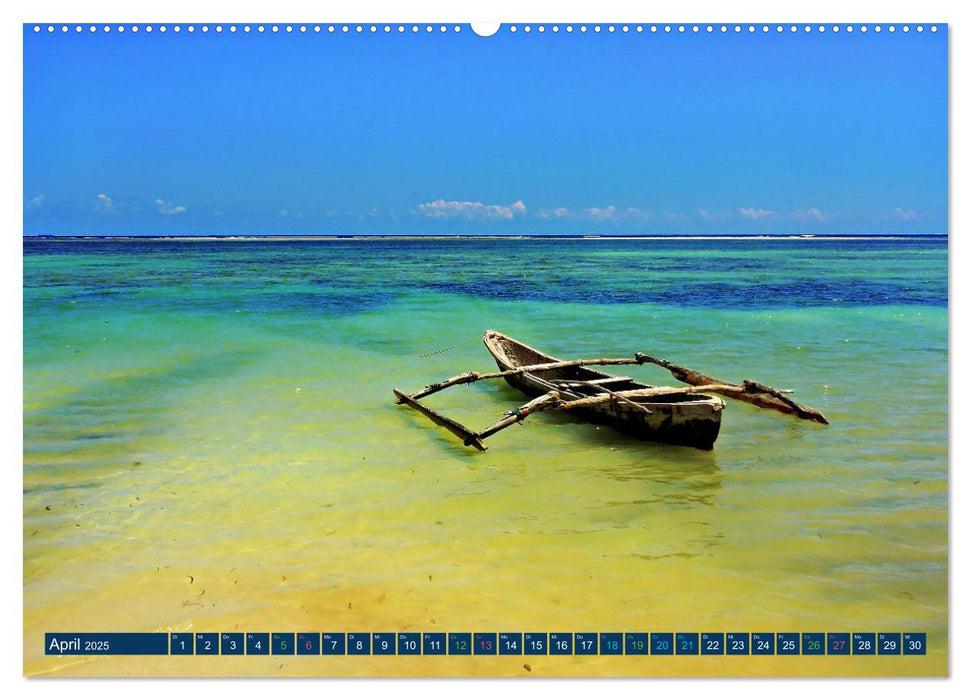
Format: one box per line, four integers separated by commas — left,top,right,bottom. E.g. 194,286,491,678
393,330,827,452
482,330,725,450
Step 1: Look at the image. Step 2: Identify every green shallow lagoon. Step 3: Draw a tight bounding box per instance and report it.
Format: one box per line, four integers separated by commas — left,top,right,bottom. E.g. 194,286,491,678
23,237,947,676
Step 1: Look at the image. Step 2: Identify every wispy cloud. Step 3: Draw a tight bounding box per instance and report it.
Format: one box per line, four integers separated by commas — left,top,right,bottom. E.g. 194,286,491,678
537,205,649,222
418,199,527,220
97,193,114,212
892,207,918,221
738,207,774,220
697,208,730,222
537,207,572,219
792,208,826,222
27,194,45,209
156,198,186,215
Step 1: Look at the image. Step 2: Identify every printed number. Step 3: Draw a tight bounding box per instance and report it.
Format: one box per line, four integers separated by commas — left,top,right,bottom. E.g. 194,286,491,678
255,641,261,650
808,640,821,651
178,640,185,650
305,641,312,651
204,640,212,651
355,641,363,650
832,639,845,651
556,640,568,650
505,640,518,651
859,640,871,651
457,640,468,650
529,640,544,651
380,640,389,651
656,640,670,651
606,640,618,651
330,640,339,650
632,640,645,650
229,640,237,651
908,640,922,651
403,640,417,651
883,640,897,651
782,640,795,651
581,640,593,651
429,640,441,650
757,641,769,651
706,640,720,650
281,640,288,650
731,640,744,650
480,640,493,651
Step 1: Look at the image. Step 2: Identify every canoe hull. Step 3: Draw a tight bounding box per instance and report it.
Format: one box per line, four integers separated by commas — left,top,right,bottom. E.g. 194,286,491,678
484,330,724,450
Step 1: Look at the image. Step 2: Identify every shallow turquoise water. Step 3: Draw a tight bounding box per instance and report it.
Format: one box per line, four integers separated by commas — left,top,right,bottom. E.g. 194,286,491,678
23,237,947,676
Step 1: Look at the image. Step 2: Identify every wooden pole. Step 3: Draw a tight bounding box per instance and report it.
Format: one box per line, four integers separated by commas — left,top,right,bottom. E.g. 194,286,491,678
475,392,564,441
405,356,650,401
637,354,829,424
559,384,737,410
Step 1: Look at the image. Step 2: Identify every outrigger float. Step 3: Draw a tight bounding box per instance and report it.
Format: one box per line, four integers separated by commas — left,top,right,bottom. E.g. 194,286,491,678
394,330,828,451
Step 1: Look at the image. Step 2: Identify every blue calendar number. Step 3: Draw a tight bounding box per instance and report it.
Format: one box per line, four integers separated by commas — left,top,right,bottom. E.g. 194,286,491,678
852,633,875,655
726,633,749,656
676,633,699,655
600,633,623,655
651,633,674,655
499,633,522,655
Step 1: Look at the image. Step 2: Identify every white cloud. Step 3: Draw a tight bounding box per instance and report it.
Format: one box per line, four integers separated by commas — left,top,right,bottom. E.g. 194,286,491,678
584,205,617,221
738,207,774,220
28,194,45,208
155,198,187,215
418,199,527,220
792,208,826,222
97,193,113,212
893,207,918,221
537,207,572,219
278,209,288,217
697,208,730,222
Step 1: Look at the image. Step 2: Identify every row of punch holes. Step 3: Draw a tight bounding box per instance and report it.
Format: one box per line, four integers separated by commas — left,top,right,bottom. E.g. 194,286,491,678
33,24,939,36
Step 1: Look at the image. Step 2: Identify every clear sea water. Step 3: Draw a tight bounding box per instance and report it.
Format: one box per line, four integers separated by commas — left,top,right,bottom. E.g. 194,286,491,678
23,237,947,676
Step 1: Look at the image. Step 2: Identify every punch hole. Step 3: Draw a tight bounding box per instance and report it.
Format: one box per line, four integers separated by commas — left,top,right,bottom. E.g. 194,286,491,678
118,26,124,33
32,25,39,32
903,26,910,32
748,25,755,32
677,25,684,33
875,26,882,32
917,26,924,32
202,26,209,33
131,25,138,33
931,25,938,32
470,23,500,37
524,26,532,33
76,25,82,32
187,26,195,33
847,26,854,32
889,26,896,32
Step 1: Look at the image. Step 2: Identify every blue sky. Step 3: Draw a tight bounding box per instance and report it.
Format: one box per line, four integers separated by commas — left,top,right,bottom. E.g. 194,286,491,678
23,23,947,235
